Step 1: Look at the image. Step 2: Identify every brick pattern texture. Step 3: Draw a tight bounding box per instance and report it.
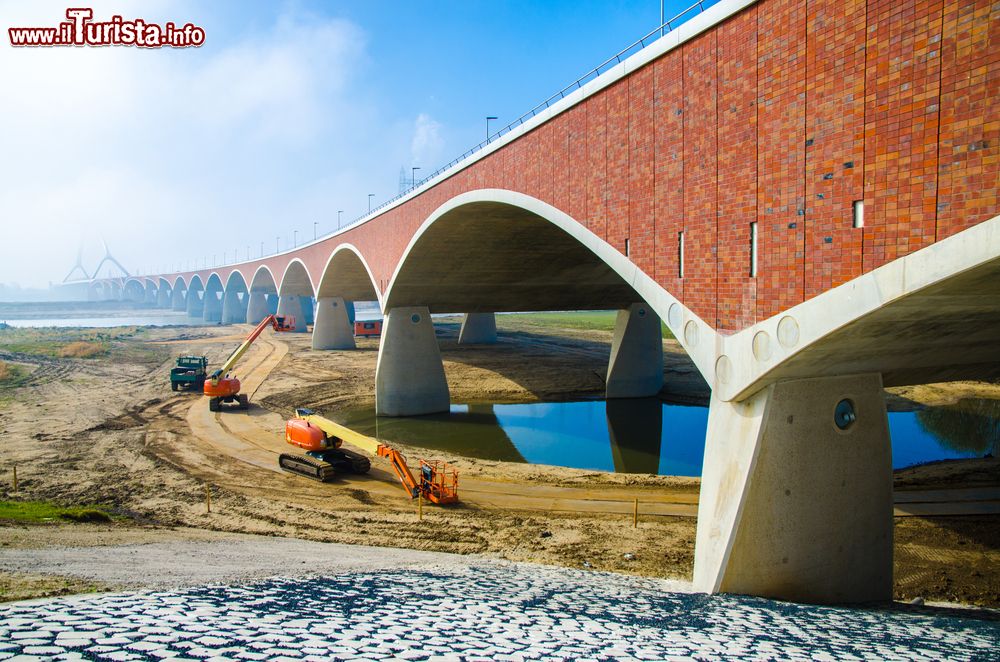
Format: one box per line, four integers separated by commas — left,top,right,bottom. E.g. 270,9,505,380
163,0,998,336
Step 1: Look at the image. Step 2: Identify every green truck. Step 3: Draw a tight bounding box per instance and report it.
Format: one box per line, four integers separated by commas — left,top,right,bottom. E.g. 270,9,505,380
170,356,208,391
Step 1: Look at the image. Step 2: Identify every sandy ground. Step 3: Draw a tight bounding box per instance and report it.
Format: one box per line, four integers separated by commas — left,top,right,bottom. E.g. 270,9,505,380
0,318,998,606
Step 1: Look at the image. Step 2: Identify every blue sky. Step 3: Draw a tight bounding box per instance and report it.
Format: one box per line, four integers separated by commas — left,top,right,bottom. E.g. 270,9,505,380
1,0,710,287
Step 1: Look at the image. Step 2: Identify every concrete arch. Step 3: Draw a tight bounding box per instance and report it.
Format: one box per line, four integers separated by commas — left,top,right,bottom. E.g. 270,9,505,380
316,244,381,307
384,189,715,379
248,265,278,294
222,270,250,324
276,259,314,332
156,277,172,308
170,275,187,311
278,259,315,297
247,265,279,323
312,244,379,349
203,273,225,323
186,274,206,318
123,278,145,302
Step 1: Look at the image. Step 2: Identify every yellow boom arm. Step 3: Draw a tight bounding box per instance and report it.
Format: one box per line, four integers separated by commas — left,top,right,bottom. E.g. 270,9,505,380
295,409,381,455
210,314,287,382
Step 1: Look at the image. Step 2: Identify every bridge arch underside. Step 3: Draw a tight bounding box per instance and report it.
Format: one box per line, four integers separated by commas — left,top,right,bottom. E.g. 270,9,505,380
203,274,225,324
123,279,145,303
221,272,249,325
313,249,379,350
247,268,279,324
276,261,314,332
378,200,665,416
386,201,640,314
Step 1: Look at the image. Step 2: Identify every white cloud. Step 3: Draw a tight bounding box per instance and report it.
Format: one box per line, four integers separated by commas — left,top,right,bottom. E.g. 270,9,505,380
410,113,444,167
0,2,394,286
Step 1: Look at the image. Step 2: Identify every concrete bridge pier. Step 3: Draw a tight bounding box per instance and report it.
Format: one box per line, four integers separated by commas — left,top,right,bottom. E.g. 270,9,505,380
144,286,157,306
222,288,247,325
693,373,892,604
375,306,449,416
266,294,279,316
458,313,497,344
606,303,664,398
171,288,186,311
246,291,270,325
186,291,204,318
276,295,307,332
312,297,355,350
156,287,171,308
203,291,223,323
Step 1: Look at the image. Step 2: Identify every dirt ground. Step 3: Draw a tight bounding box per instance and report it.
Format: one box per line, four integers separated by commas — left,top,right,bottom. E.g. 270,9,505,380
0,317,998,606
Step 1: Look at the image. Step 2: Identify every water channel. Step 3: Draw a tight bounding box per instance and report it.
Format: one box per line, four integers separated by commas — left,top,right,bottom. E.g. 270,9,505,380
331,398,1000,477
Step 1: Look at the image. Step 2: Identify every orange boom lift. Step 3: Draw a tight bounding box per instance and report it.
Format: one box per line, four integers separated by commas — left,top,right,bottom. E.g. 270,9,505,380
283,408,459,504
203,314,295,412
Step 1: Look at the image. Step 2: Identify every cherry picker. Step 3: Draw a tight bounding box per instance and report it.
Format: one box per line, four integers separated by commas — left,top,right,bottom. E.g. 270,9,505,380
203,314,294,412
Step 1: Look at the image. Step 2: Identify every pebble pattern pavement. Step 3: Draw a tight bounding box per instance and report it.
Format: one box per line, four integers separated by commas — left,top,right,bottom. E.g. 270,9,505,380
1,564,998,661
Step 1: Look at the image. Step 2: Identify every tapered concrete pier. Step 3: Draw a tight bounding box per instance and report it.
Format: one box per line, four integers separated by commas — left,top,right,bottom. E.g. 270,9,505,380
276,295,306,332
313,297,355,350
606,303,663,398
458,312,497,344
375,306,449,416
247,291,270,324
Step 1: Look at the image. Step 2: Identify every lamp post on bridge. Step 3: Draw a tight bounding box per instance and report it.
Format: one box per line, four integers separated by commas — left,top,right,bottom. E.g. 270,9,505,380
412,166,421,190
486,116,498,142
368,193,374,214
338,210,343,229
293,230,298,248
313,221,317,241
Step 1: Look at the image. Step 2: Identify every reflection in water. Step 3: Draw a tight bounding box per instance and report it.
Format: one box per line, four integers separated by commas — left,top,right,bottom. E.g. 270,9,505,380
916,398,1000,456
330,398,999,476
333,403,527,463
606,398,663,474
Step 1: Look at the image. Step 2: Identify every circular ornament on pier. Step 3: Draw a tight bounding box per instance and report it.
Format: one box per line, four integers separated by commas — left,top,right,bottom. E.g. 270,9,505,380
752,331,772,361
683,320,699,347
667,303,682,330
715,355,733,385
776,316,800,348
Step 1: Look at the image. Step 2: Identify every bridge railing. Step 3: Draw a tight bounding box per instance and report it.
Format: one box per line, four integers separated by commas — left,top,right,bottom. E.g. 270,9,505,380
335,0,714,235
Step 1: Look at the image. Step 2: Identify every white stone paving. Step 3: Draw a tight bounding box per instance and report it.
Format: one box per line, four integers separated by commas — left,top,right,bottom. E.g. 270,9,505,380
0,564,998,660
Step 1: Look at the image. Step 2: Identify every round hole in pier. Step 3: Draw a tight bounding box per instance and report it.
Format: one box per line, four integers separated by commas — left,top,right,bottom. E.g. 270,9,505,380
834,399,856,431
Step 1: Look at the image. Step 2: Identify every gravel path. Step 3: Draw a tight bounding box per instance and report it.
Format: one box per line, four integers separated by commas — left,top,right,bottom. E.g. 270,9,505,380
0,532,516,590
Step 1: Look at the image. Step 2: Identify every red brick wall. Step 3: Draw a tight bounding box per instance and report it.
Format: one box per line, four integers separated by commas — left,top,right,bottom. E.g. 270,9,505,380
716,6,759,330
157,0,999,336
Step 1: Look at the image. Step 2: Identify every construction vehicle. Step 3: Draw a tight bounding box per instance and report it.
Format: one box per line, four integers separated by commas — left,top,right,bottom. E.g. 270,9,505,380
282,408,459,504
279,408,372,481
354,320,382,337
170,355,207,391
203,314,295,412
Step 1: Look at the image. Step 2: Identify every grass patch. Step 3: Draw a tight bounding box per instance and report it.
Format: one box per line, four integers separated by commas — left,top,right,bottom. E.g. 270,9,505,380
0,500,114,524
0,571,109,603
499,311,675,338
0,360,26,383
0,326,147,361
57,341,105,358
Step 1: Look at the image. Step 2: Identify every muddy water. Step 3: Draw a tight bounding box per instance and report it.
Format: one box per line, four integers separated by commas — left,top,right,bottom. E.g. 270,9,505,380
332,398,1000,477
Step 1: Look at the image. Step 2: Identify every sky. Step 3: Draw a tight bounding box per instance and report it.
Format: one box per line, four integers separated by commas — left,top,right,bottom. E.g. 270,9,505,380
1,0,708,288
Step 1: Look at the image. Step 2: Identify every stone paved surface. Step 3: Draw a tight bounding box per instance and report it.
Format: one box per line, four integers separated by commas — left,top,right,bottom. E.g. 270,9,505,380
1,564,998,661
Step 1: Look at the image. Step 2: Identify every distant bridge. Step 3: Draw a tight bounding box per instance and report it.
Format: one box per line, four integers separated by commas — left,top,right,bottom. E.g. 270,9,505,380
87,0,999,604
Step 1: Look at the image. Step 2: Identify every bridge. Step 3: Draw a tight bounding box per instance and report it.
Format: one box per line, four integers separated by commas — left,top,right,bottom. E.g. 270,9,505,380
86,0,999,604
